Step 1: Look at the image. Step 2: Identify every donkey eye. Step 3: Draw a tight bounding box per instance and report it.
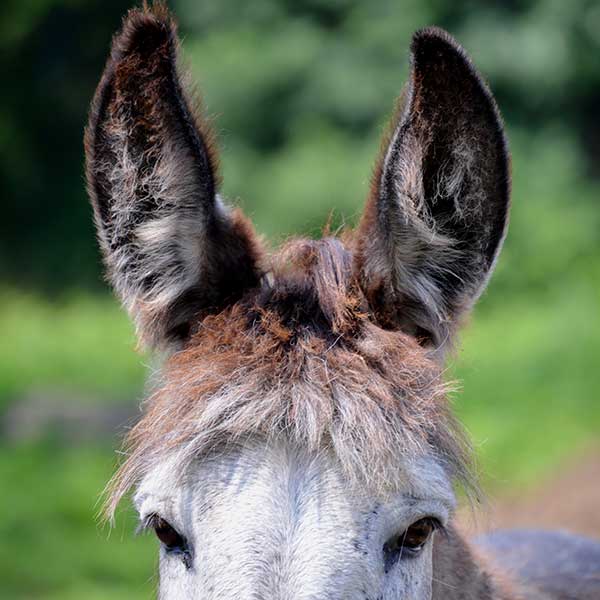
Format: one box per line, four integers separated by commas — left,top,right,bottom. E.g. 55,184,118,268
402,518,438,550
148,516,194,569
383,518,439,572
152,517,185,550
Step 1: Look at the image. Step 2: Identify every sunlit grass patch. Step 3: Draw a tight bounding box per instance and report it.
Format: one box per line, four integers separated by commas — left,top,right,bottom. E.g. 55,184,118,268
0,441,155,599
454,281,600,489
0,290,146,411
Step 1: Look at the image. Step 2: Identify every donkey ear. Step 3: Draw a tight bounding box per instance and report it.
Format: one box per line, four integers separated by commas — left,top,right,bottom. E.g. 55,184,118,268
354,27,510,351
84,6,262,350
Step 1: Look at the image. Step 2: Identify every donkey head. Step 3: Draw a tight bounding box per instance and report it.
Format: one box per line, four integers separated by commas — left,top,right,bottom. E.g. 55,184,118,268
86,6,509,599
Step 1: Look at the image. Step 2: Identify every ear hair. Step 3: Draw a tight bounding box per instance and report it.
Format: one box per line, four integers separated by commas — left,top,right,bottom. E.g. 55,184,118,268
85,3,263,350
354,27,510,353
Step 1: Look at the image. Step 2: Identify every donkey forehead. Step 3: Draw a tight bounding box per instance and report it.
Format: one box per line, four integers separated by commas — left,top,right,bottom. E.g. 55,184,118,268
134,439,456,527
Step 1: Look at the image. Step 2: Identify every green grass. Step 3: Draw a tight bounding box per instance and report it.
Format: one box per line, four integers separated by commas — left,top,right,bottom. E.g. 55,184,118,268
455,279,600,489
0,441,155,599
0,290,146,410
0,278,598,597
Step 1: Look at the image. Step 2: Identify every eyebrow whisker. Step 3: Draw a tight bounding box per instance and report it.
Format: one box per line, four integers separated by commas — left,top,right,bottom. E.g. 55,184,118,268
136,513,159,536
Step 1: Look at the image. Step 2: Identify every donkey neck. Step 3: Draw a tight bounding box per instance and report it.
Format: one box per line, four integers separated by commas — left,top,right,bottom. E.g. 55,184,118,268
433,526,522,600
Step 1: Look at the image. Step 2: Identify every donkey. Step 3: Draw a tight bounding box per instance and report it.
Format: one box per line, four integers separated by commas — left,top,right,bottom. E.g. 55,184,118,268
85,5,600,599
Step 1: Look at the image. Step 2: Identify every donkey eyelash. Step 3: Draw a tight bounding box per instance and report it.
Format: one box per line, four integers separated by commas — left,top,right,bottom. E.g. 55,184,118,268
403,516,445,535
401,517,447,546
424,517,445,535
423,517,448,541
136,513,160,536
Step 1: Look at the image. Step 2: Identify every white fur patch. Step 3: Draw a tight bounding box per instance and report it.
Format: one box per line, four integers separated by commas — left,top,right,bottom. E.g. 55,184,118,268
136,438,455,599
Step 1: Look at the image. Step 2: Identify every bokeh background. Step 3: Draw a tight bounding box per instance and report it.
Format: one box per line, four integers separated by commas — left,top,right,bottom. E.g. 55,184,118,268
1,0,599,597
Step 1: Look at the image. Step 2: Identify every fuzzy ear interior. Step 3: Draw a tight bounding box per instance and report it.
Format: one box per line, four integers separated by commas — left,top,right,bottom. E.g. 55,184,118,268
354,27,510,352
85,5,263,350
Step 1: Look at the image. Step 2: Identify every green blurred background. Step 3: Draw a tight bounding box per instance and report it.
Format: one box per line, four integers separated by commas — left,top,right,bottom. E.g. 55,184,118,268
1,0,599,597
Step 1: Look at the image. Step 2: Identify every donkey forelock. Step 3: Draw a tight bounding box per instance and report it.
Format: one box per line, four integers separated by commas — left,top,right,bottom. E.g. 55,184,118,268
105,237,473,519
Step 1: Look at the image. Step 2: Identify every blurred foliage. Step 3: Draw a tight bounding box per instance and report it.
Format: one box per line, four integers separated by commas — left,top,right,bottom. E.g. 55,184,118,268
2,0,600,289
1,0,599,597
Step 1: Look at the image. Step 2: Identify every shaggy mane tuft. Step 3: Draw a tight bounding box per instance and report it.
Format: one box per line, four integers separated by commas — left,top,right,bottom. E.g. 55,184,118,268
105,238,474,520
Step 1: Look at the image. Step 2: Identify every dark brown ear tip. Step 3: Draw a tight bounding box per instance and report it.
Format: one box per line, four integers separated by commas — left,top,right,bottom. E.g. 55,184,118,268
412,26,458,46
409,26,499,110
112,3,177,61
410,26,469,67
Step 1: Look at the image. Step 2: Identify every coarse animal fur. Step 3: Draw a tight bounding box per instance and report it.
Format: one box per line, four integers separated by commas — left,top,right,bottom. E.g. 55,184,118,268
85,4,600,599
